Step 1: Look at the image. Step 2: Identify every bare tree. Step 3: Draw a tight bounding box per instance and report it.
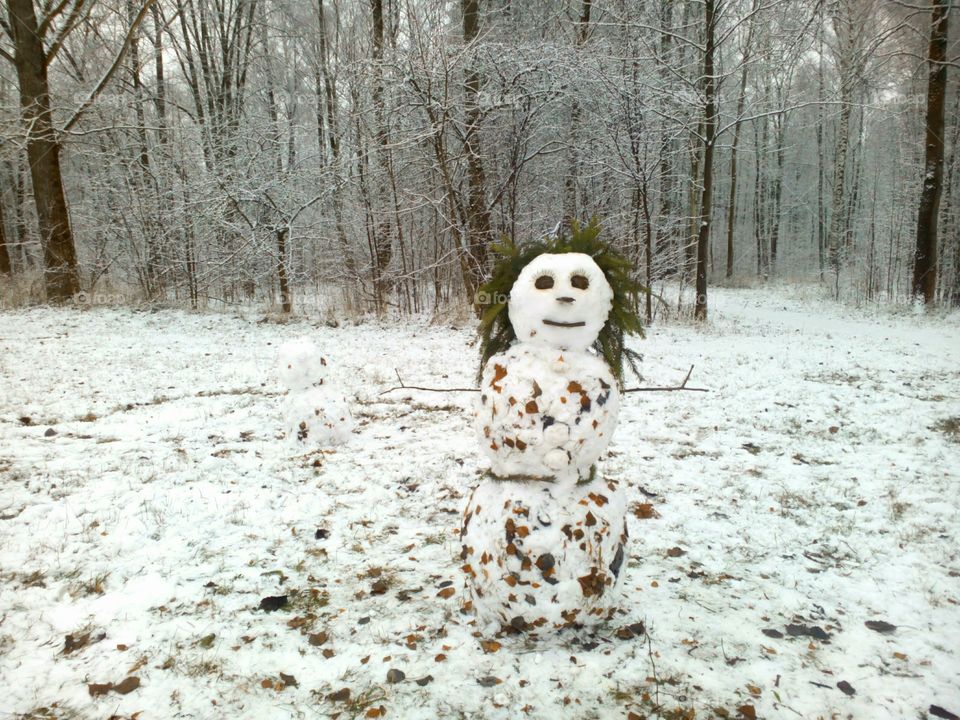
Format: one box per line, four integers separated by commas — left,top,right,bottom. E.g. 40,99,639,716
911,0,949,305
694,0,719,321
462,0,492,307
2,0,155,301
5,0,80,300
0,191,10,274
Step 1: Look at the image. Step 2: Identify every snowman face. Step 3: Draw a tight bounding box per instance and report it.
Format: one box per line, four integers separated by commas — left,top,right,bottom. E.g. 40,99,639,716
508,253,613,351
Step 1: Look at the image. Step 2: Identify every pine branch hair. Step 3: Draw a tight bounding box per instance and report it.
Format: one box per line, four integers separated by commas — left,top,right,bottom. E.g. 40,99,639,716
477,218,645,387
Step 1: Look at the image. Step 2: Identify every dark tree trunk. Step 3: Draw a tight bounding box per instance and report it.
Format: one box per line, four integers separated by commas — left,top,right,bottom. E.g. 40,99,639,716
9,0,80,301
770,110,786,275
655,0,675,274
462,0,492,307
276,228,291,313
316,0,355,284
563,0,592,224
816,12,826,281
828,5,855,298
912,0,949,304
0,195,11,274
726,0,757,280
694,0,717,321
726,61,750,279
370,0,393,311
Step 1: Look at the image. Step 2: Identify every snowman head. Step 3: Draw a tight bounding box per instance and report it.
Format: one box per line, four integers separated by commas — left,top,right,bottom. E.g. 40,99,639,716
478,219,644,385
277,338,327,391
508,252,613,351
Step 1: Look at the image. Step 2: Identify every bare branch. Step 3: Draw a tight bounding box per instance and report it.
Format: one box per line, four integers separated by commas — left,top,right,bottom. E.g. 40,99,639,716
61,0,157,133
624,366,709,393
379,370,479,395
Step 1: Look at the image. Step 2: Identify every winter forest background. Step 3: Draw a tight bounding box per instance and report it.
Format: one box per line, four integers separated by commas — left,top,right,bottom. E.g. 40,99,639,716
0,0,957,316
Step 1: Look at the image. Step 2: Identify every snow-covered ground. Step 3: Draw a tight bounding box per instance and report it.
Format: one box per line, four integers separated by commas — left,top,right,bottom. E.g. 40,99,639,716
1,287,958,720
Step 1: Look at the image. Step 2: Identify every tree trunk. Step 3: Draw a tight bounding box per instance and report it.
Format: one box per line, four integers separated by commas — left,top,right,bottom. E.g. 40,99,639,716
0,195,11,274
725,15,753,281
9,0,80,301
462,0,492,307
694,0,717,321
262,17,291,313
828,6,855,298
753,115,765,277
770,109,786,275
912,0,949,304
563,0,592,224
316,0,356,285
816,11,826,281
655,0,675,275
276,228,292,313
370,0,393,311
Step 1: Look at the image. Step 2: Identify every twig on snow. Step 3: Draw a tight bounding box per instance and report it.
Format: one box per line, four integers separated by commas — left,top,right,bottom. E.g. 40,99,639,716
623,365,708,393
380,365,709,396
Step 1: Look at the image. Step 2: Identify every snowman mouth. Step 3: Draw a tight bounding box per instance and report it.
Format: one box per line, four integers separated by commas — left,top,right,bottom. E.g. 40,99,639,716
543,319,586,328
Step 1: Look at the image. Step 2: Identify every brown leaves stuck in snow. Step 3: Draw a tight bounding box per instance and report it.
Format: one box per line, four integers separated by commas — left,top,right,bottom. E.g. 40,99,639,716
632,503,660,520
88,676,140,697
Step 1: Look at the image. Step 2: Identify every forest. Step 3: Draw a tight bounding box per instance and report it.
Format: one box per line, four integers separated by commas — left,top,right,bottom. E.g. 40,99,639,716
0,0,956,317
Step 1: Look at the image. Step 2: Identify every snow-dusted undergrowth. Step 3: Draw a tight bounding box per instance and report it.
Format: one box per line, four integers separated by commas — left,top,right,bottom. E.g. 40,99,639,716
0,288,957,719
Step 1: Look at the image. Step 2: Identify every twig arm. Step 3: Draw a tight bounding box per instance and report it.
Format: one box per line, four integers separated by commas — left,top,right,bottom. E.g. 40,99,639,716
378,370,480,395
379,366,708,396
624,365,708,393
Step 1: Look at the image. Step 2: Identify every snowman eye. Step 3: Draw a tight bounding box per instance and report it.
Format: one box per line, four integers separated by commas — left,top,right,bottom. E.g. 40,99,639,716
570,274,589,290
534,274,555,290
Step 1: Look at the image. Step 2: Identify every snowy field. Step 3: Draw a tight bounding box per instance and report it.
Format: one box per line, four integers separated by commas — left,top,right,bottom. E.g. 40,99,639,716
1,287,958,720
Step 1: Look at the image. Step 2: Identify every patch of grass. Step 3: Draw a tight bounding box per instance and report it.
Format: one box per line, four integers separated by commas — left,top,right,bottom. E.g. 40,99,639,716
183,658,224,678
16,704,83,720
886,487,910,521
68,572,109,598
932,416,960,442
409,401,463,413
775,490,812,517
10,569,48,589
288,587,331,615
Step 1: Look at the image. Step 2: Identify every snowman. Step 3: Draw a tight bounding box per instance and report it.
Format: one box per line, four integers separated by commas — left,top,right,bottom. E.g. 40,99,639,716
277,338,353,448
461,221,642,634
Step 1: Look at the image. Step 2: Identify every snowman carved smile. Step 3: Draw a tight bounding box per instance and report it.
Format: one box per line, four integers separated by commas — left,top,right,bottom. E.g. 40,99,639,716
542,319,585,327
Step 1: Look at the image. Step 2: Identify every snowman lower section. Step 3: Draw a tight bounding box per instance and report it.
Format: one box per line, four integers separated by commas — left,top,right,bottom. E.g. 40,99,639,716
282,388,353,448
460,477,627,634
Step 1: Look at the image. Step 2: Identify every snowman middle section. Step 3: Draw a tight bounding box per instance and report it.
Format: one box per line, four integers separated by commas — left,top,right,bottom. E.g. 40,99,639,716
475,344,620,481
463,343,627,633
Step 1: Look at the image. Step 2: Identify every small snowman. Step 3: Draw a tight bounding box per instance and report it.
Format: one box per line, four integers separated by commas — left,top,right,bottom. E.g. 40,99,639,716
277,338,353,448
461,220,642,634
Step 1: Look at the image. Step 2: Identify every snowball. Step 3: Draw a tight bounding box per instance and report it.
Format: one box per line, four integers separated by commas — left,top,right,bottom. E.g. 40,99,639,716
460,476,627,633
475,344,619,481
277,338,327,391
277,337,352,448
508,253,613,352
281,386,353,447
